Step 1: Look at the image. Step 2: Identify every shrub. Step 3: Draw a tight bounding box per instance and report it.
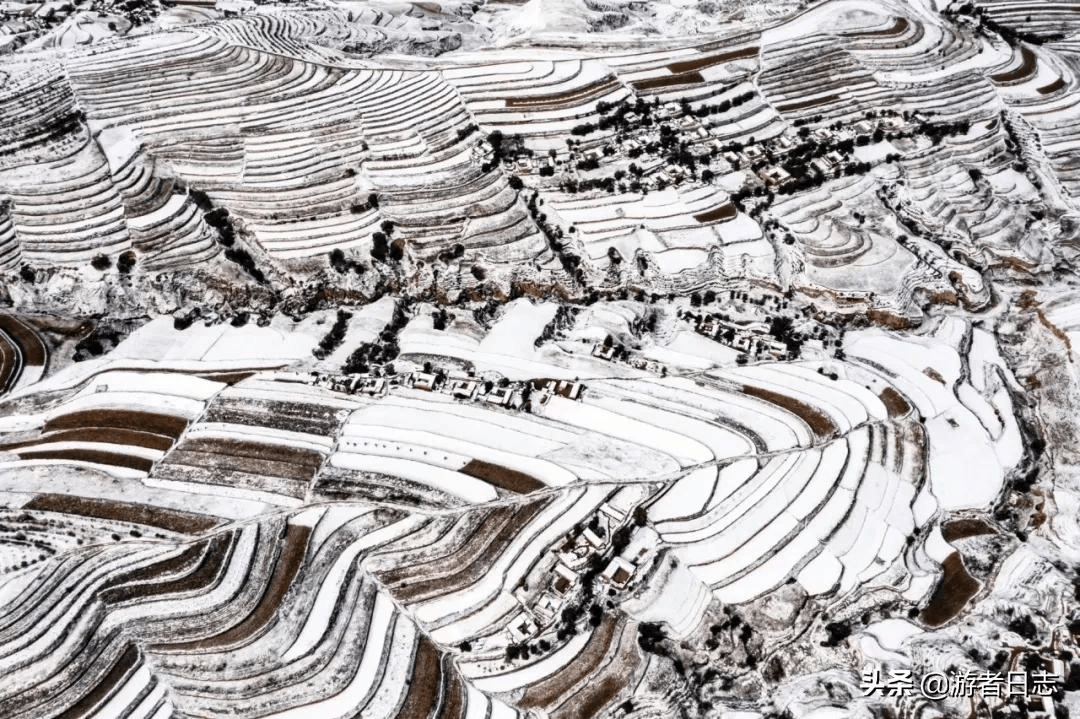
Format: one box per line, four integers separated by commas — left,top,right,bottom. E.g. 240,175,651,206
117,251,136,274
91,254,111,270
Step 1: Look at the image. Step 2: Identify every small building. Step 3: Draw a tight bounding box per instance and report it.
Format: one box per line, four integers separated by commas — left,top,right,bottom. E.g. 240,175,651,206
450,379,478,400
592,343,615,360
810,158,834,177
582,527,607,551
552,563,578,596
552,380,583,400
485,386,514,406
412,372,438,391
357,377,387,395
601,556,636,589
758,166,792,187
507,611,538,643
533,592,564,625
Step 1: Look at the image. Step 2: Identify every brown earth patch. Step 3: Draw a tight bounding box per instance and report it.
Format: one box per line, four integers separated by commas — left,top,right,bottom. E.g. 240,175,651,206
178,437,323,470
16,447,154,472
941,517,995,542
506,77,620,110
992,46,1037,84
166,447,319,483
386,501,547,602
438,662,465,719
919,552,980,626
24,494,221,534
397,637,442,718
1038,76,1067,94
105,533,232,603
776,94,840,113
197,371,257,385
555,675,623,719
100,542,208,604
54,644,140,719
853,17,909,37
693,203,737,223
157,524,311,651
45,409,188,438
460,459,544,493
1,427,174,452
867,308,915,329
878,387,910,418
667,46,758,74
741,384,836,439
632,71,705,92
0,315,46,366
521,615,619,709
0,335,17,393
378,506,516,588
923,367,946,384
551,617,640,719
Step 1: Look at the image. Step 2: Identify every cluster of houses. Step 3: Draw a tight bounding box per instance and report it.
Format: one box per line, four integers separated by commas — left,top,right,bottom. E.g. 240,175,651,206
696,316,790,360
505,499,653,644
503,98,914,200
0,0,71,50
590,341,667,375
293,367,587,410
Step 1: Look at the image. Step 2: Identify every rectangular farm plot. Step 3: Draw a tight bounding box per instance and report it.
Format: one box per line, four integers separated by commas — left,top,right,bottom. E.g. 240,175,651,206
155,435,326,498
202,396,346,436
459,458,545,494
666,46,759,74
23,493,221,534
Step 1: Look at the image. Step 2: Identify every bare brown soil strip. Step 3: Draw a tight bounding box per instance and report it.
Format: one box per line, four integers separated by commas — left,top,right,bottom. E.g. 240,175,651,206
667,46,759,74
378,507,516,587
167,448,319,482
0,336,15,392
196,371,256,385
923,367,946,384
852,17,909,37
919,552,980,627
436,661,465,719
941,518,995,542
460,459,544,494
101,542,209,604
741,384,837,439
552,618,639,719
203,401,340,436
17,447,154,472
0,315,46,366
521,615,619,709
45,409,188,438
159,525,311,651
878,387,910,418
776,94,841,113
396,637,442,719
992,46,1037,83
24,494,221,534
631,71,705,92
388,502,547,602
54,644,140,719
115,534,231,603
693,203,737,223
867,308,916,330
505,77,620,109
554,675,623,719
1038,77,1067,94
179,437,323,468
1,428,174,452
